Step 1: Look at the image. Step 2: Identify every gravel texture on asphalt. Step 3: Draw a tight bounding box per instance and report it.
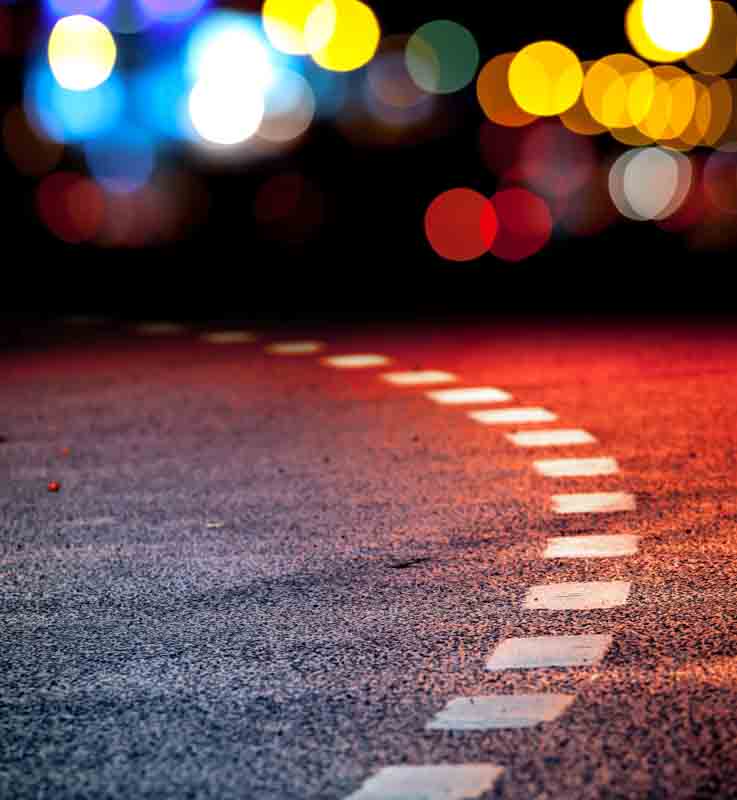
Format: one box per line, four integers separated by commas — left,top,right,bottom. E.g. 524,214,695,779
2,318,737,799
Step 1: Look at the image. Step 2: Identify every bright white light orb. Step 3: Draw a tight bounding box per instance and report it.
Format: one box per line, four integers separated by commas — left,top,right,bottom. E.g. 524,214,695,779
187,12,274,89
610,146,692,222
641,0,713,54
48,15,117,92
188,77,265,145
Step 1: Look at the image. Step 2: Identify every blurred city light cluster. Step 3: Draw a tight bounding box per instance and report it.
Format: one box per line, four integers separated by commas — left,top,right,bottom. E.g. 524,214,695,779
428,0,737,261
3,0,737,256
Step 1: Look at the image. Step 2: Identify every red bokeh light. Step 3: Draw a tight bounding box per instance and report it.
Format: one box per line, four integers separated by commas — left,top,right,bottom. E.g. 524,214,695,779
36,172,105,244
489,187,552,262
424,188,498,262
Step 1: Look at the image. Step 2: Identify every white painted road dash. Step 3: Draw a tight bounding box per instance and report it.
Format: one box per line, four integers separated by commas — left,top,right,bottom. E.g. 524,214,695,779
382,370,458,386
265,341,325,355
552,492,636,514
134,322,188,336
322,354,391,369
486,634,613,670
506,429,597,447
201,331,258,344
533,457,619,477
544,534,640,559
346,764,504,800
523,581,632,610
426,387,513,405
427,694,575,730
470,408,557,425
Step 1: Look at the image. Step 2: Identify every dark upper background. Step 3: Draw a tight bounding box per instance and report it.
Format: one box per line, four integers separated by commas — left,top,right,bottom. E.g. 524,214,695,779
1,1,733,320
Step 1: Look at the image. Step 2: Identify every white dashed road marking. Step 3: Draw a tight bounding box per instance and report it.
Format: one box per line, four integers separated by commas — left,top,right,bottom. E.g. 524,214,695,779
533,457,619,477
134,322,188,336
470,408,557,425
486,634,613,670
62,316,108,326
544,534,640,559
552,492,636,514
427,694,576,731
265,341,325,355
523,581,632,610
506,429,598,447
382,370,459,386
426,387,513,405
200,331,258,344
346,764,504,800
322,354,392,369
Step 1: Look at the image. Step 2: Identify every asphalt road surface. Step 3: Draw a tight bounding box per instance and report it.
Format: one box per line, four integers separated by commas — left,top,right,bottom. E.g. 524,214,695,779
3,316,737,800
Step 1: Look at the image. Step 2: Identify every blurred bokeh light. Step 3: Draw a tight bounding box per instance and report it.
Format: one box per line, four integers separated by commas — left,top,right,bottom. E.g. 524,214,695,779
306,0,379,72
2,105,64,176
406,20,479,95
36,170,105,242
640,0,713,56
508,41,582,117
424,188,497,262
489,187,552,261
262,0,328,55
476,53,537,128
48,14,116,91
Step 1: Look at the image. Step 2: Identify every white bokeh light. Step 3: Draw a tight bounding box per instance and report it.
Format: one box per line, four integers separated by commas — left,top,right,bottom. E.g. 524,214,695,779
611,146,693,222
189,78,265,145
641,0,713,54
187,14,274,89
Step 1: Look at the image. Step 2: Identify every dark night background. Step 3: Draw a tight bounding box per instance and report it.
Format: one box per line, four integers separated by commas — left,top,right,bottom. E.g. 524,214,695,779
1,1,733,318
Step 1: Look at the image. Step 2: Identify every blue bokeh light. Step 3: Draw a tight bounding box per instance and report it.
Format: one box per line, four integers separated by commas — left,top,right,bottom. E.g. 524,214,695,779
45,0,112,17
138,0,208,24
84,124,156,192
130,59,196,143
25,60,124,143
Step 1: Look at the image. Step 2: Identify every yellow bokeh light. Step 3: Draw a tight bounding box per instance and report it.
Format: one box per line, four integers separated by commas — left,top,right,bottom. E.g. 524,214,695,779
306,0,380,73
560,61,608,136
635,66,696,142
686,1,737,76
641,0,713,57
262,0,332,56
583,54,653,129
679,76,712,147
508,41,583,116
48,14,116,92
701,76,733,146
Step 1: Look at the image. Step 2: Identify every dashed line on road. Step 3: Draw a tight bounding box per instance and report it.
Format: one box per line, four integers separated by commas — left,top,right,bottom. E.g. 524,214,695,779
426,387,514,405
265,341,326,355
200,331,258,344
552,492,636,515
426,694,576,731
523,581,632,610
506,429,598,447
533,456,619,477
346,764,504,800
381,370,459,386
544,534,640,559
469,407,558,425
321,354,392,369
134,322,188,336
486,634,613,670
62,316,109,327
